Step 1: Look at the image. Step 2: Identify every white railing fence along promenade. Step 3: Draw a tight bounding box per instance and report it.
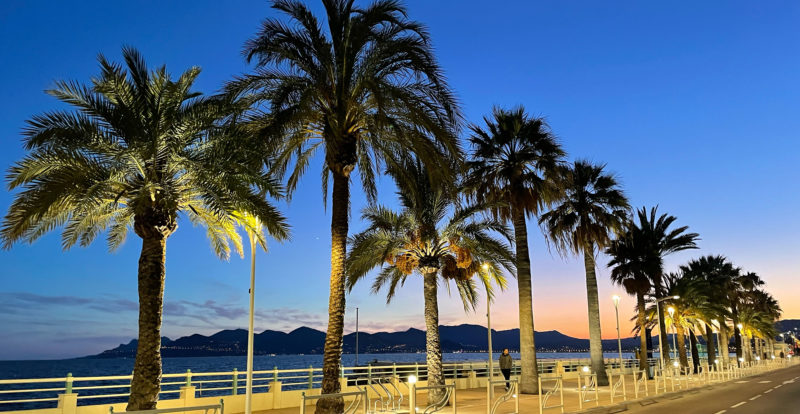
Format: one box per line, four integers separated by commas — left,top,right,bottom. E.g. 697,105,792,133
0,357,795,414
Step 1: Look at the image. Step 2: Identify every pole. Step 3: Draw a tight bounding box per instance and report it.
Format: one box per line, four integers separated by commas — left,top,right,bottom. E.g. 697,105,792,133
245,234,256,414
614,297,623,367
656,300,665,372
671,323,677,362
355,307,359,366
487,288,494,400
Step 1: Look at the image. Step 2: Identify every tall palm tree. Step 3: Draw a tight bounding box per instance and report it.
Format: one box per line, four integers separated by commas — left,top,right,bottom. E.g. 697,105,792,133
633,207,699,366
233,2,460,409
539,161,629,385
0,48,289,410
464,106,565,394
606,230,653,377
680,255,739,365
347,159,514,404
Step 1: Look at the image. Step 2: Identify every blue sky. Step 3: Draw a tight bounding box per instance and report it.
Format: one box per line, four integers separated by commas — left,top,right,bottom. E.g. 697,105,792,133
1,1,799,360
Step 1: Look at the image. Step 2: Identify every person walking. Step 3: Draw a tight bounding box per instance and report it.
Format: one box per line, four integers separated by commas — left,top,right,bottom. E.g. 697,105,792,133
499,348,513,390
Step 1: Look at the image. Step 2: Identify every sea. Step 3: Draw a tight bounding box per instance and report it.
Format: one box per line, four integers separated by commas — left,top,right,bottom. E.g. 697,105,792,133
0,352,636,379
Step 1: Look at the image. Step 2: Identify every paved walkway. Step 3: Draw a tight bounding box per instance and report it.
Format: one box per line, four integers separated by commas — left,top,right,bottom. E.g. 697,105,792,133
255,363,795,414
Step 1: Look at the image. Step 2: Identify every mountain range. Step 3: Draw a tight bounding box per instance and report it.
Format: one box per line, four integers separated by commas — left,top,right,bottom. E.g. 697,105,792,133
90,324,643,358
92,320,799,359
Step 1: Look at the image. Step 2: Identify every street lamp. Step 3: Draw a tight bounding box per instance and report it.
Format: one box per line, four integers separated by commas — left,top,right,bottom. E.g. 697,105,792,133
650,295,679,372
667,306,677,361
612,295,623,368
482,262,494,399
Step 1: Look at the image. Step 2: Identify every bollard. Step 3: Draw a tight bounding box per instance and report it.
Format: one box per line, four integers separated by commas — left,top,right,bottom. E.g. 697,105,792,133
232,369,238,395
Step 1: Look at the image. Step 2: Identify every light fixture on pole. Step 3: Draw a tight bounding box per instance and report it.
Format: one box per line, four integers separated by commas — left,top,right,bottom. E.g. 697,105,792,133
612,295,623,367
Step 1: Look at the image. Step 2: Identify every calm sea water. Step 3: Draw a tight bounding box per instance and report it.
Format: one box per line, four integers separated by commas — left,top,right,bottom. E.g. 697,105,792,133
0,352,636,379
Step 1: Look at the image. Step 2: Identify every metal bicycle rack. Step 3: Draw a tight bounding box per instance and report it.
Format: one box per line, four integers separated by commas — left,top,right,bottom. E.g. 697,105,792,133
633,369,648,398
300,388,368,414
608,370,626,403
487,378,518,414
537,375,564,414
408,382,455,414
576,372,598,410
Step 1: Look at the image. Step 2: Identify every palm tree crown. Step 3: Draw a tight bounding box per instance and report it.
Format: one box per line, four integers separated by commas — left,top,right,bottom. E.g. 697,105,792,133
0,48,289,411
540,160,629,255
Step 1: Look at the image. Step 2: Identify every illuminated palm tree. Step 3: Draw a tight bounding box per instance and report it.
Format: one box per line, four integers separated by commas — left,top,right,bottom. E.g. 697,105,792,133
680,255,739,365
232,2,461,409
606,230,653,376
0,48,289,410
464,106,565,393
540,161,629,385
347,159,514,404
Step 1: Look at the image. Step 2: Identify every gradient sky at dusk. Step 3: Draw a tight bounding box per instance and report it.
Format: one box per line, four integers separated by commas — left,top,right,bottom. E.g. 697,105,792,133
1,1,799,360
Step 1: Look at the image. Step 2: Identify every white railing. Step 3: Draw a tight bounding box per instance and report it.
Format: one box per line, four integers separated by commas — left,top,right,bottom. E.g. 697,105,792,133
3,356,793,412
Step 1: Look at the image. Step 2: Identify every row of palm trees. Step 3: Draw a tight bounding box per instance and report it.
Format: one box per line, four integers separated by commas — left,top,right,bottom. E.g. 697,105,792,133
0,1,783,413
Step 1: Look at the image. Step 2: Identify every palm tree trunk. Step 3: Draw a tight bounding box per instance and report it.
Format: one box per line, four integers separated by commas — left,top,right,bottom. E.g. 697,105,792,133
654,284,670,365
583,248,608,385
719,324,730,365
732,309,743,366
705,324,716,365
423,271,445,405
636,292,650,378
676,323,689,369
689,330,700,373
127,234,168,411
317,172,349,414
512,208,539,394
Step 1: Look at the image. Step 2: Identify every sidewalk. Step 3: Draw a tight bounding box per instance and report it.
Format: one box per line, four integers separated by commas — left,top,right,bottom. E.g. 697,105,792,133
255,362,793,414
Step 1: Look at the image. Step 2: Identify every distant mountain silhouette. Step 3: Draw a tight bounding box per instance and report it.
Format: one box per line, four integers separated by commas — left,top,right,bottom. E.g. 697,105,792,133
89,324,644,358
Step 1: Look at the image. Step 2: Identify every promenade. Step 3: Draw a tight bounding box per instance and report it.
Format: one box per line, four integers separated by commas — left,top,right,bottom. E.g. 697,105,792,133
256,360,797,414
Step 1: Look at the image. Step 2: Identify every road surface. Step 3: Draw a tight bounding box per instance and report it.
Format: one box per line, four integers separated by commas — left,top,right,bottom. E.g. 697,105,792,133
624,363,800,414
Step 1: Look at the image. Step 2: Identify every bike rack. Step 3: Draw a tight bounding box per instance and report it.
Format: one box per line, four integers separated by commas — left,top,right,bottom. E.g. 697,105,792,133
300,388,367,414
633,369,648,398
487,378,518,414
409,382,455,414
576,371,598,410
608,370,626,403
537,375,564,414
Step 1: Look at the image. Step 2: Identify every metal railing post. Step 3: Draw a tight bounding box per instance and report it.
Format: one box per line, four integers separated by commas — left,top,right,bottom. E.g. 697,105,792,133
232,369,238,395
368,363,372,382
186,370,192,387
409,383,416,414
392,363,397,378
65,373,73,394
415,362,420,379
308,365,314,389
273,366,278,383
300,392,306,414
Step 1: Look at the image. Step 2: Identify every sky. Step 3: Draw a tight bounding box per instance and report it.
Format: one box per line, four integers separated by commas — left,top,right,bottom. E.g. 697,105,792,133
0,0,799,360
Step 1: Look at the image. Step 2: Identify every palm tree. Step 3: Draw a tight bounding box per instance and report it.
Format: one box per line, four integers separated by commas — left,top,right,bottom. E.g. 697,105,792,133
0,48,289,410
347,159,514,404
680,255,739,365
539,161,629,385
606,230,653,377
464,106,565,393
233,2,460,409
657,271,721,372
633,207,699,366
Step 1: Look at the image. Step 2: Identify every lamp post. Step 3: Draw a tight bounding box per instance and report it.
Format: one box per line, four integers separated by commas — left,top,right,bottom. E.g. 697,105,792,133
612,295,623,367
355,307,359,366
668,307,677,362
482,263,494,400
651,295,679,372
